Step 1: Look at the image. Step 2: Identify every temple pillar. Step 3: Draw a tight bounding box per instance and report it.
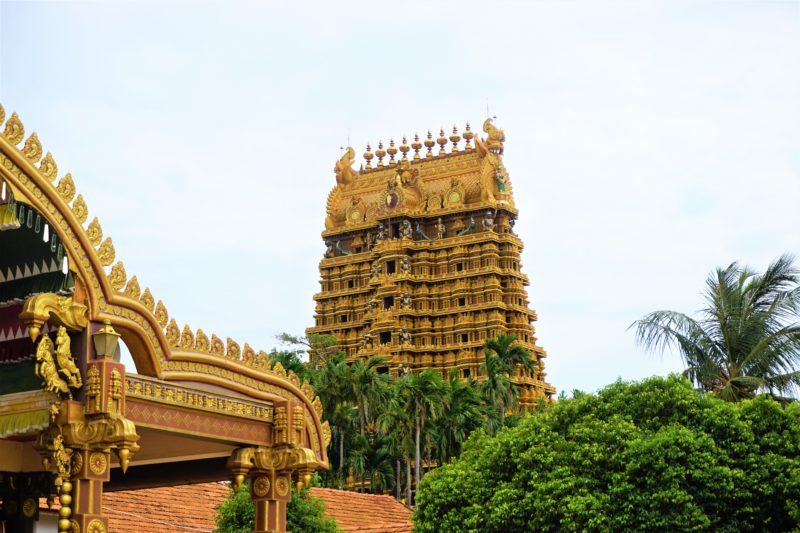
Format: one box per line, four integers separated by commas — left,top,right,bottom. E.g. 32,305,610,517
249,470,292,533
227,401,322,533
69,449,111,533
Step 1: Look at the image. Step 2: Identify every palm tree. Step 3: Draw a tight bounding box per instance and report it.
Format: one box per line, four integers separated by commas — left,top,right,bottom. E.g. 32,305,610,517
632,254,800,401
480,350,516,430
380,383,415,503
397,369,447,503
313,353,355,486
484,333,537,376
432,369,485,463
349,356,390,436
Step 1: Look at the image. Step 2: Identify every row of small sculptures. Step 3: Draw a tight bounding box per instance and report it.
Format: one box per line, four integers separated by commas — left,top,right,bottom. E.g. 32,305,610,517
324,210,508,258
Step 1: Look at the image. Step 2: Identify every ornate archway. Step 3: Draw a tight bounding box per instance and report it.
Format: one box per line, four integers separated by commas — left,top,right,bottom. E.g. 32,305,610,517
0,104,329,533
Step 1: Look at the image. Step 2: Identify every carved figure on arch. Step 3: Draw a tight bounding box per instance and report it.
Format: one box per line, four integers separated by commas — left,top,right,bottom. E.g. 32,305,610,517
35,335,69,397
55,327,82,389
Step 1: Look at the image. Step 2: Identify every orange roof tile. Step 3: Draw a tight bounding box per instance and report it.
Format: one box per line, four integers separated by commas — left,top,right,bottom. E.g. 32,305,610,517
310,487,413,533
39,482,413,533
103,482,230,533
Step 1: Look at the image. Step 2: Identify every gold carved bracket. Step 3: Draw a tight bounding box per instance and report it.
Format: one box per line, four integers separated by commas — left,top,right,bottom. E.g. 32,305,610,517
35,401,141,475
19,293,88,342
227,444,322,492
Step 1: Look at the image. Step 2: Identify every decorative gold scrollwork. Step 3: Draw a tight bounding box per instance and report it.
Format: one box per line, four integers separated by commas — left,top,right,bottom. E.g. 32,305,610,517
20,293,88,342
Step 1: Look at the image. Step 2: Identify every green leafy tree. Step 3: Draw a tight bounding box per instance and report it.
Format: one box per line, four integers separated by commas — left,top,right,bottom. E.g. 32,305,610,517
268,349,311,382
215,481,341,533
633,254,800,401
413,375,800,532
277,332,341,367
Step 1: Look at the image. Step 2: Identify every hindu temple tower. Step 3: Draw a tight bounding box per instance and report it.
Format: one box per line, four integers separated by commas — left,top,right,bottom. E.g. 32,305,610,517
307,120,556,404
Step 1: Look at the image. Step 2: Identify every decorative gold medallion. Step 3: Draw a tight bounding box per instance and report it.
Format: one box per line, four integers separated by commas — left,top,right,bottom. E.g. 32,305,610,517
70,519,80,533
89,452,107,475
275,476,290,497
22,497,37,518
71,451,84,475
86,519,106,533
253,476,271,497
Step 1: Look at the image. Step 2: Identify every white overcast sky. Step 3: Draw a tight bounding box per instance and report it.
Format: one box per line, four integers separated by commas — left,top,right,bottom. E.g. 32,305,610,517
1,1,798,394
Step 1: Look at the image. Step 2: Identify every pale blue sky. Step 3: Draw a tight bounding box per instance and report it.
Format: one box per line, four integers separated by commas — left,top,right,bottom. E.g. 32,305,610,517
1,1,798,393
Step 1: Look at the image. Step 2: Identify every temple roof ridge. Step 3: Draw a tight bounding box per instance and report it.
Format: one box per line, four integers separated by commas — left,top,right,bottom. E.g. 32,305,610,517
0,103,324,414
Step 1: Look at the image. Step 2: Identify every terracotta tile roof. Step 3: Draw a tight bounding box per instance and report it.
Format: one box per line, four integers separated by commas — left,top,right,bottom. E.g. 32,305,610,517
103,482,231,533
310,487,413,533
39,482,413,533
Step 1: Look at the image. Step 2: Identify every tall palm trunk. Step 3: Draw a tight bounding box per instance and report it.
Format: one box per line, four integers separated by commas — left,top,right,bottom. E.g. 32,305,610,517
406,459,412,506
395,459,401,501
415,412,422,498
339,430,345,489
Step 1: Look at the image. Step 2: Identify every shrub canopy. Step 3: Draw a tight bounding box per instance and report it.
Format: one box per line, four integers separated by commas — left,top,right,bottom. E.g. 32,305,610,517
413,375,800,532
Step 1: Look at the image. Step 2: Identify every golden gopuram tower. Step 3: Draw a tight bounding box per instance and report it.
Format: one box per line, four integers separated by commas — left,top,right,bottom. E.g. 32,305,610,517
307,119,556,404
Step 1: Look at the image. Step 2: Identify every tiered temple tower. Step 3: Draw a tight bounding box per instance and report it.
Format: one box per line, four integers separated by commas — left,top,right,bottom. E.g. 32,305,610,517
307,120,556,404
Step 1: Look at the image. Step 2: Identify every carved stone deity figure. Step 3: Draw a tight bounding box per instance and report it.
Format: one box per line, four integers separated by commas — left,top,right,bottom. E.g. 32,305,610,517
368,299,378,313
400,220,413,240
435,217,446,239
376,223,387,242
400,257,411,274
399,327,411,345
362,333,373,350
371,261,381,279
400,292,412,309
482,210,495,232
324,240,334,258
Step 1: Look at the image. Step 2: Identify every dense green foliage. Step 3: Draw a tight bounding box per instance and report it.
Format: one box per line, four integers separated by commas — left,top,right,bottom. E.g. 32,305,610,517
413,375,800,532
214,481,340,533
633,255,800,401
299,333,535,504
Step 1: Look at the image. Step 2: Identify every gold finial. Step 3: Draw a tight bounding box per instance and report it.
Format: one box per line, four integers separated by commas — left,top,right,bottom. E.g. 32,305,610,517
450,125,461,153
3,112,24,145
411,134,422,161
424,130,435,158
387,138,397,165
399,136,410,162
39,152,58,181
22,133,43,163
463,122,474,149
56,173,76,202
437,128,448,156
376,140,386,167
363,142,374,170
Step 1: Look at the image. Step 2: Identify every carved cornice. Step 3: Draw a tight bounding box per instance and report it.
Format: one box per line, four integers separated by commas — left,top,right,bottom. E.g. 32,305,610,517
125,374,273,422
